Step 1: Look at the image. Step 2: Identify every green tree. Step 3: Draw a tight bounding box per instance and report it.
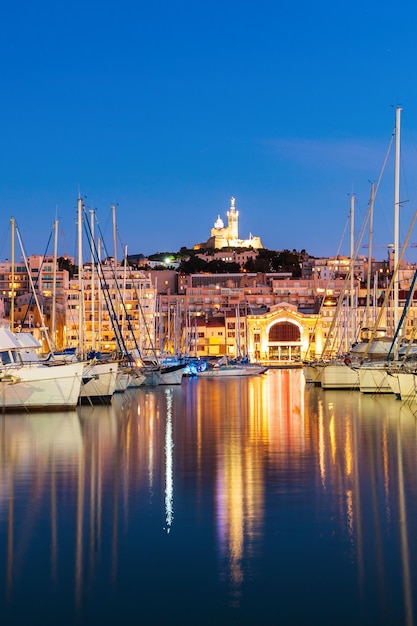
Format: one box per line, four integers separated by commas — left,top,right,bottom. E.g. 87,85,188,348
58,256,77,279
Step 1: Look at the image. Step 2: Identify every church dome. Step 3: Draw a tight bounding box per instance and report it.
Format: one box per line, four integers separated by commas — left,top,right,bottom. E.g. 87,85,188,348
214,215,224,229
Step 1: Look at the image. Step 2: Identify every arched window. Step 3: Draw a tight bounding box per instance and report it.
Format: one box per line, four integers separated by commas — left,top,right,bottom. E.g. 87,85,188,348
269,322,300,342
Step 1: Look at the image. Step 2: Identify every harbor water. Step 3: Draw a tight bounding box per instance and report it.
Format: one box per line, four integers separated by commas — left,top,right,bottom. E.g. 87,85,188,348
1,369,417,625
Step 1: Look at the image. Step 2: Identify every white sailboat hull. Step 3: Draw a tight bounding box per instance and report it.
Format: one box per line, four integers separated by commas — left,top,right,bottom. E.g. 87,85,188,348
0,361,84,411
302,363,322,386
79,361,118,404
392,371,417,403
114,370,131,393
196,365,264,377
159,363,187,385
357,364,393,394
127,370,147,388
320,362,359,390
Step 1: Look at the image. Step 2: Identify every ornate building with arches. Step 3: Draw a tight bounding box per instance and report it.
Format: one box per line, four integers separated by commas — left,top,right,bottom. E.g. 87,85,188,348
246,303,322,362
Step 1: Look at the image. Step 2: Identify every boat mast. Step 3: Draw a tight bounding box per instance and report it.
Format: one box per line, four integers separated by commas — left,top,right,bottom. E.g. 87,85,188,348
77,197,85,360
365,183,375,327
15,226,54,354
121,244,128,344
112,204,119,334
349,194,355,350
394,106,402,336
10,217,15,332
52,218,58,347
97,235,102,353
90,209,95,353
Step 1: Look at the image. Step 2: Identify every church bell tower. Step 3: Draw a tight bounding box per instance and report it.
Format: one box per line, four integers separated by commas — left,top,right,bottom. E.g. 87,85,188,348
226,197,239,242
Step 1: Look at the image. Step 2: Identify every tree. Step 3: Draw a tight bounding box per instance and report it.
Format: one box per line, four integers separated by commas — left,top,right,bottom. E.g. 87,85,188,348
178,256,210,273
58,256,77,279
206,259,241,273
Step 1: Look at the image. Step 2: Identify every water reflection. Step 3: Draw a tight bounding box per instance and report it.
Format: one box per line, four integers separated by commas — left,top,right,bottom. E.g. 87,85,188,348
306,387,417,626
0,372,417,624
164,388,174,533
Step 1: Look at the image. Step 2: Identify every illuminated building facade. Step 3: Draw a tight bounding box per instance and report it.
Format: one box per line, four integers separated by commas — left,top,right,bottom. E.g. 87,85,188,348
194,197,263,250
65,259,157,354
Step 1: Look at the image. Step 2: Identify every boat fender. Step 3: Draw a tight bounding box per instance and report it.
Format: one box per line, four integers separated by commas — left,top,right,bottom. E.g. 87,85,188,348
344,357,352,366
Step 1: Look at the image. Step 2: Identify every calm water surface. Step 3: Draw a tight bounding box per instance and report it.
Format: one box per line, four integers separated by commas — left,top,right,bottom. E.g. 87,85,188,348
1,369,417,625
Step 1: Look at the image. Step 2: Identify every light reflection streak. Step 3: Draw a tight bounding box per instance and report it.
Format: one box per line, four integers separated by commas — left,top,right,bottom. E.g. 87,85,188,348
6,468,14,600
329,412,336,463
51,457,57,580
164,389,174,533
345,489,354,541
397,414,414,626
148,411,154,495
344,416,352,477
318,399,326,488
352,404,364,598
75,448,85,610
382,422,391,527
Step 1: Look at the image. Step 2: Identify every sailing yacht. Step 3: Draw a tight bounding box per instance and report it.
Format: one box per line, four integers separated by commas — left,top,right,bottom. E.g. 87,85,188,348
195,355,267,377
355,107,416,394
0,327,84,410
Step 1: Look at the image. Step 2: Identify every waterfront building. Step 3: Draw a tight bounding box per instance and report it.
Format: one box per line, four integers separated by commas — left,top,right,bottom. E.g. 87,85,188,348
0,255,69,349
183,303,322,362
64,258,157,355
160,273,363,361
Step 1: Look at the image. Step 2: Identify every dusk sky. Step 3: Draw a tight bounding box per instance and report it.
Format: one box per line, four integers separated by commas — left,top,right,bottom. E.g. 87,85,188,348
2,0,417,262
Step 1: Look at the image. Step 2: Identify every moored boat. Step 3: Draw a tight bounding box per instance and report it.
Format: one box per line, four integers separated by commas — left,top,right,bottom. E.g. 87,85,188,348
196,356,267,378
0,327,84,411
79,360,118,405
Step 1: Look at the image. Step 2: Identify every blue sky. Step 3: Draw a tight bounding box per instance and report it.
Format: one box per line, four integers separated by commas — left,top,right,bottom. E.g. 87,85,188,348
1,0,417,262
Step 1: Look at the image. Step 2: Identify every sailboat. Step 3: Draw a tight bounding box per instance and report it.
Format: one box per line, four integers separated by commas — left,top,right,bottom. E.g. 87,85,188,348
75,198,119,404
0,219,85,411
355,107,415,394
196,354,267,377
0,326,84,411
319,194,361,390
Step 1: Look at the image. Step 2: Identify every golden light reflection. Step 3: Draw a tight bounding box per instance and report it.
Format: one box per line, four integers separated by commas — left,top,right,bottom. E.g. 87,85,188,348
164,389,174,533
212,370,305,602
0,374,417,623
318,400,326,488
346,488,354,541
344,417,353,477
329,414,336,463
382,422,391,526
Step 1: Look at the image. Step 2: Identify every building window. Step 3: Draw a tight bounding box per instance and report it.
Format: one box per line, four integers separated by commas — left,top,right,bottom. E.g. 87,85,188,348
269,322,300,342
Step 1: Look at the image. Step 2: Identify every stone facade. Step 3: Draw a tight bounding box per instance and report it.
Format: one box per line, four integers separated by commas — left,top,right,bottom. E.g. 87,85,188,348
194,197,263,250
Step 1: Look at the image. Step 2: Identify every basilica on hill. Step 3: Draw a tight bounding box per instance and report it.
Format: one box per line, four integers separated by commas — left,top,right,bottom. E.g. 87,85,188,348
194,197,263,250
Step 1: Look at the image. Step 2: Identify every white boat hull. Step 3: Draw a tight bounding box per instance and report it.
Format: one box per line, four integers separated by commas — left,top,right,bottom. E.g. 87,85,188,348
196,365,263,377
115,370,131,393
159,363,187,385
392,371,417,403
79,362,118,404
386,371,401,399
302,363,322,386
0,361,84,411
127,370,147,388
357,364,393,394
320,362,359,390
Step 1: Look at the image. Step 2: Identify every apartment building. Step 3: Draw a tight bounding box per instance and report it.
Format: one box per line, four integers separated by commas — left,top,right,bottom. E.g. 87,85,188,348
64,259,157,355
